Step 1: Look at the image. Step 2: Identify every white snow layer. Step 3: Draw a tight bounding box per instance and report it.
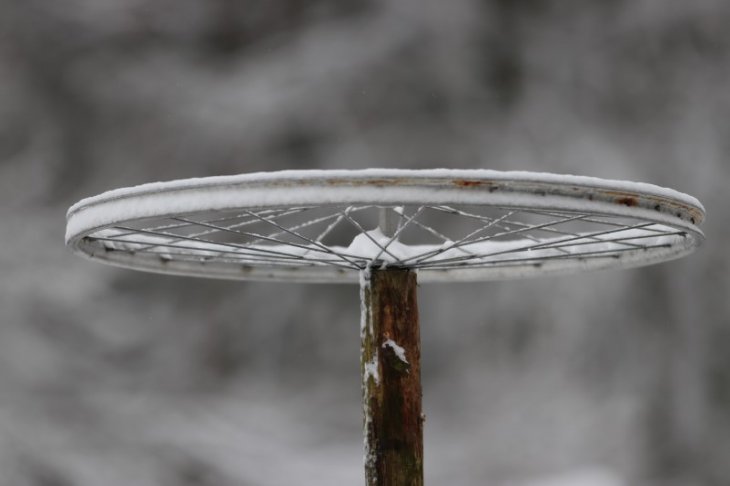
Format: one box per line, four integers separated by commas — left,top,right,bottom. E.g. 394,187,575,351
382,339,408,364
66,169,703,243
68,168,703,214
359,269,371,336
363,356,379,385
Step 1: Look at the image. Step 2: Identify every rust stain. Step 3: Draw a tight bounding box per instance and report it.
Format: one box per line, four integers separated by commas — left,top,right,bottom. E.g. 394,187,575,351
313,178,705,225
324,178,408,186
452,179,487,188
604,190,704,224
615,196,638,207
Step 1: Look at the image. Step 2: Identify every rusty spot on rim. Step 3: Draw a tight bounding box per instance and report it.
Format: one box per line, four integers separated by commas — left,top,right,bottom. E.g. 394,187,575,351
324,178,407,186
453,180,490,188
615,196,638,207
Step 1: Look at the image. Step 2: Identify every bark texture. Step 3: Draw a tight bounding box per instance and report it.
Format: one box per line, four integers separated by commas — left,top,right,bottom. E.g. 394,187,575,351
361,268,423,486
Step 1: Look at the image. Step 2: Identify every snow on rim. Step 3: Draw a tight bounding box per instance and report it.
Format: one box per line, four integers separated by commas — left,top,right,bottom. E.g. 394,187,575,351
66,169,704,242
68,169,704,216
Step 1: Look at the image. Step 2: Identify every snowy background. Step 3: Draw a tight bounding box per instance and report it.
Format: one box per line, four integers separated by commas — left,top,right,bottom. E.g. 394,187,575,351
0,0,728,485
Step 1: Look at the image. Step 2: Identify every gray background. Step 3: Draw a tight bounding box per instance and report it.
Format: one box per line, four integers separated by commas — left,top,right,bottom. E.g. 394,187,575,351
0,0,728,485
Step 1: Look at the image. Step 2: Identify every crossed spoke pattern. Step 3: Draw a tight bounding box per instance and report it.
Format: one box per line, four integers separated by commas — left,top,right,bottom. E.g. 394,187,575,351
84,204,688,275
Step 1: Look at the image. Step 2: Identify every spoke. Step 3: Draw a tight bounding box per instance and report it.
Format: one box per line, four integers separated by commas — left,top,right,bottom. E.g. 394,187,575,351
433,206,584,253
438,205,617,253
401,209,518,265
82,200,689,279
370,206,424,265
312,205,371,243
528,229,684,252
93,233,357,269
408,213,452,243
520,209,670,235
116,207,311,252
116,222,362,267
393,207,407,234
340,208,405,266
504,219,643,249
407,210,586,265
118,246,351,268
406,207,474,257
93,235,293,260
93,235,359,271
415,243,673,270
241,210,361,268
244,211,343,247
174,207,305,237
511,222,656,253
114,207,304,239
315,213,345,243
495,220,572,255
189,207,312,239
408,221,656,268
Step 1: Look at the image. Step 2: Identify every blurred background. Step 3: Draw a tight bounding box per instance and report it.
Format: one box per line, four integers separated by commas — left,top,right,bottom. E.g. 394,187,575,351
0,0,728,485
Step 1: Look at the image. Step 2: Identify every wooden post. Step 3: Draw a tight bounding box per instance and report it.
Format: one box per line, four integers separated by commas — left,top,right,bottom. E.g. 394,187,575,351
361,267,423,486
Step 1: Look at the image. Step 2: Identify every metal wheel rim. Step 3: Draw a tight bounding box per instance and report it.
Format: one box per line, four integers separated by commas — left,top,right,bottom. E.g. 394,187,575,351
65,169,705,283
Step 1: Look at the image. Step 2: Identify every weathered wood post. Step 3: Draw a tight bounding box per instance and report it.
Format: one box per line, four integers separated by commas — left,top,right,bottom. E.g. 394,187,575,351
361,267,423,486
